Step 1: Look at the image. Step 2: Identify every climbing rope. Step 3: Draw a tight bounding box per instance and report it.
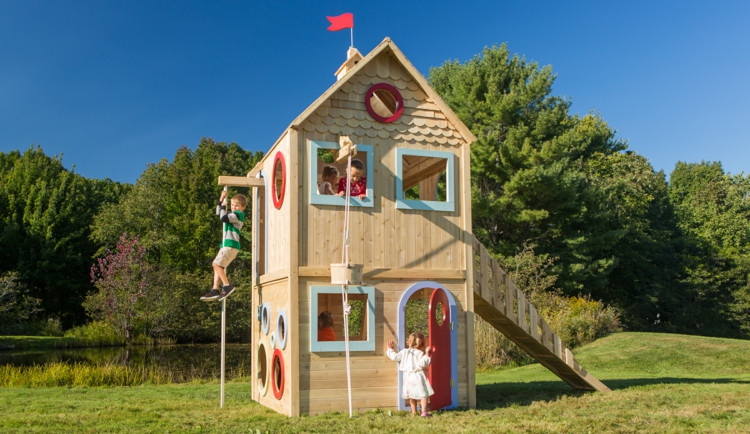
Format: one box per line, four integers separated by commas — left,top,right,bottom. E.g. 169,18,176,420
341,149,354,418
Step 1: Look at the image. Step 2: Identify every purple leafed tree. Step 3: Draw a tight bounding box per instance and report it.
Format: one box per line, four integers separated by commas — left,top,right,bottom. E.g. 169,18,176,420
85,233,152,341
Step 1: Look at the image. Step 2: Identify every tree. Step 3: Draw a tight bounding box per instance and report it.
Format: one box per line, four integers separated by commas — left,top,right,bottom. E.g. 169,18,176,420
84,234,154,341
90,139,263,341
429,45,695,332
669,162,750,337
579,152,682,328
430,47,623,289
0,271,42,333
0,146,129,327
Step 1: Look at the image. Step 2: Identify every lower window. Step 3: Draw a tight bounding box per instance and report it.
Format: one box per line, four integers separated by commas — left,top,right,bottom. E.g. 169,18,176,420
310,285,376,352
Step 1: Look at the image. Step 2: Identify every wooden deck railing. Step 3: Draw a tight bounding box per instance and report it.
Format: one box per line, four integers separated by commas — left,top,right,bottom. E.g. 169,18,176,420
471,235,610,392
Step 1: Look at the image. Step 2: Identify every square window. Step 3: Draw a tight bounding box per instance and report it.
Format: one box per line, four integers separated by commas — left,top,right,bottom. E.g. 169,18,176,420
310,285,376,352
396,148,455,212
310,141,374,208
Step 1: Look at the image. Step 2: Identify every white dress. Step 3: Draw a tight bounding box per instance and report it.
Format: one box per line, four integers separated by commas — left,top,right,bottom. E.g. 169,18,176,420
386,347,434,400
317,181,334,195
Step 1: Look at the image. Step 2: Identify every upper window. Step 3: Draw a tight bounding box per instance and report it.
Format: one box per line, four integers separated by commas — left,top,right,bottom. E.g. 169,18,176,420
395,148,455,212
310,140,374,208
310,285,376,352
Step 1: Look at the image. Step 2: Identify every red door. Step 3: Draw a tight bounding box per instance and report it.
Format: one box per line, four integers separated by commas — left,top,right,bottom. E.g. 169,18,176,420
428,288,452,410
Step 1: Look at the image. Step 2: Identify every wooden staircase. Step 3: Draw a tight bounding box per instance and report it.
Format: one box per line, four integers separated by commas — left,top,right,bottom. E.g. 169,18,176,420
471,236,610,392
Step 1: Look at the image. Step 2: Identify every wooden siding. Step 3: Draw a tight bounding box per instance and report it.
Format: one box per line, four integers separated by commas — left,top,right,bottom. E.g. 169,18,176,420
298,278,471,415
252,277,294,416
296,54,469,272
263,133,292,275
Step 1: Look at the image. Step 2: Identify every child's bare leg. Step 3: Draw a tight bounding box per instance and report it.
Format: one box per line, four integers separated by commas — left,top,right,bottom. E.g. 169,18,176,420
409,399,417,415
420,398,429,415
212,262,229,287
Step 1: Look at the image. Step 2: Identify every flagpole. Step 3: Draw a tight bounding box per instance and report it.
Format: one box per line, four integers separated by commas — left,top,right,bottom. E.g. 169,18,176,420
350,27,354,47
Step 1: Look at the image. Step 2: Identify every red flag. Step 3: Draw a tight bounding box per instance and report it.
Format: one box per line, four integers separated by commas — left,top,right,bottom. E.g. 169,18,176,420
326,13,353,31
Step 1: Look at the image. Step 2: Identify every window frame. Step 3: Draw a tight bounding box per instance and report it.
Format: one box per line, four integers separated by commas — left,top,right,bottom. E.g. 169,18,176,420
310,285,376,352
395,148,455,212
309,140,374,208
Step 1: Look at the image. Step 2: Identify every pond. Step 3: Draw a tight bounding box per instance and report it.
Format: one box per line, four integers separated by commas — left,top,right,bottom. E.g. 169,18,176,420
0,344,252,381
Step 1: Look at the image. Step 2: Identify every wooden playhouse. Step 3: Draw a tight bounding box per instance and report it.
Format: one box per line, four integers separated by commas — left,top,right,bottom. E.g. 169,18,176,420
219,37,609,417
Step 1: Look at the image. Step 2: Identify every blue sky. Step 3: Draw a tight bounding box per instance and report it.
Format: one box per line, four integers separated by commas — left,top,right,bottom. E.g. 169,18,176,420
2,1,748,184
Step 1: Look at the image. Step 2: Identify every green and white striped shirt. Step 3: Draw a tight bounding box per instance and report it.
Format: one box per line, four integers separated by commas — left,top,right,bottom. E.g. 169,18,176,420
217,205,245,250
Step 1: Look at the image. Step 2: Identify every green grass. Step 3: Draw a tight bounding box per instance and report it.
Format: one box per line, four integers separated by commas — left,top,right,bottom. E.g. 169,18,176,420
1,332,749,432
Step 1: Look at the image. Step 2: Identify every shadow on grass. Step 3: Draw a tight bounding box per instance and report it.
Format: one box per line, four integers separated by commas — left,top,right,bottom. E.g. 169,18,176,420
476,377,750,410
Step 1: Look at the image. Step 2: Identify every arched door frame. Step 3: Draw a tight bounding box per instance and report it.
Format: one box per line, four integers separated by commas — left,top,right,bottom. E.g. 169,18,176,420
395,281,458,411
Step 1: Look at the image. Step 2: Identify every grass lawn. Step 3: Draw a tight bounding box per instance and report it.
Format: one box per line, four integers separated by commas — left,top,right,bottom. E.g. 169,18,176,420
1,332,749,432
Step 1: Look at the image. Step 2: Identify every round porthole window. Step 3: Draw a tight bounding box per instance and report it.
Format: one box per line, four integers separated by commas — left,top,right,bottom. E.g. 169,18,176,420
257,342,269,396
271,348,285,400
261,303,271,335
271,152,286,209
365,82,404,123
277,309,288,350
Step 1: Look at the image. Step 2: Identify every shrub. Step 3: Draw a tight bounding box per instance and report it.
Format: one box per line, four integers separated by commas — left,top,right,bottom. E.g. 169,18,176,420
64,321,126,346
0,272,42,334
474,244,621,368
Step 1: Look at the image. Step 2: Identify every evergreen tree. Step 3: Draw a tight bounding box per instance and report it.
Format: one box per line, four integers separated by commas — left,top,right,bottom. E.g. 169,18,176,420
429,45,681,329
0,146,129,327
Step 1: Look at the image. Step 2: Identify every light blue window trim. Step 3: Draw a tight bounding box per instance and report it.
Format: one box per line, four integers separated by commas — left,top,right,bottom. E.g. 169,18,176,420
395,148,455,212
310,141,374,208
310,285,376,352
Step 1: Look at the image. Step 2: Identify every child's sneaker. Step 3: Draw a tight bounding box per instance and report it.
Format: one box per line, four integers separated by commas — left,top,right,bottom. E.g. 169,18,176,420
218,285,235,300
200,289,220,301
421,412,432,418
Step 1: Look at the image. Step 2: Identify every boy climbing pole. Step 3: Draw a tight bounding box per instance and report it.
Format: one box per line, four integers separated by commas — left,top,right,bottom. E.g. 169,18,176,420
200,187,247,302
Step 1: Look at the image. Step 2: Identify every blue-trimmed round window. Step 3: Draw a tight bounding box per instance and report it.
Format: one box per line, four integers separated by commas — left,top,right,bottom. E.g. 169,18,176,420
277,309,288,349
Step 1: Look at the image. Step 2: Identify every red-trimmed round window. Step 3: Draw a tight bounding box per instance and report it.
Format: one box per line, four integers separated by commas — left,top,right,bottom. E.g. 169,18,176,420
271,348,285,400
271,152,286,209
365,83,404,123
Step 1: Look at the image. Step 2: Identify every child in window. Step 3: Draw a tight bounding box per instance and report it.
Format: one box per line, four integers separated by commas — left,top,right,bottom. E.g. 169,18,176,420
317,165,338,195
317,311,336,341
385,332,434,417
337,158,366,199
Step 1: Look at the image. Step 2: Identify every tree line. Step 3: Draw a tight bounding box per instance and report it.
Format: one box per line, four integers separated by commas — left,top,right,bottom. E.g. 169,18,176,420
1,45,748,343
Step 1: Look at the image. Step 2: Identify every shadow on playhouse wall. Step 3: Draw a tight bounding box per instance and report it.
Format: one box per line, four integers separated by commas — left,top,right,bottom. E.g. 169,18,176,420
218,37,610,417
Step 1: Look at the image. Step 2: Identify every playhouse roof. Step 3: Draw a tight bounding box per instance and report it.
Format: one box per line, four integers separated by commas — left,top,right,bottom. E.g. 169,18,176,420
287,37,476,146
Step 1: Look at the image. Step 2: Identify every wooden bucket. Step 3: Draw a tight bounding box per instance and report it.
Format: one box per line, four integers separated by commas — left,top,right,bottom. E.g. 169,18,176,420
330,263,363,285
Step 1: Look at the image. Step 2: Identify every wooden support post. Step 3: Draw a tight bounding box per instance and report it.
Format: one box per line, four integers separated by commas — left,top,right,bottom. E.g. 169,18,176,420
529,304,540,341
480,246,489,303
504,274,515,323
540,318,554,352
516,288,528,333
553,334,562,358
491,260,505,312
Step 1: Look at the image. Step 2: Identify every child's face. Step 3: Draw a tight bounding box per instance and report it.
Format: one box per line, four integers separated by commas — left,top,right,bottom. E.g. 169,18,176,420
324,173,338,184
349,167,363,181
230,199,246,212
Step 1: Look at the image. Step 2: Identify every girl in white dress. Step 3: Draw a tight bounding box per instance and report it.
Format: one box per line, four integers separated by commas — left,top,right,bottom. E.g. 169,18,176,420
317,165,338,195
386,331,434,417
